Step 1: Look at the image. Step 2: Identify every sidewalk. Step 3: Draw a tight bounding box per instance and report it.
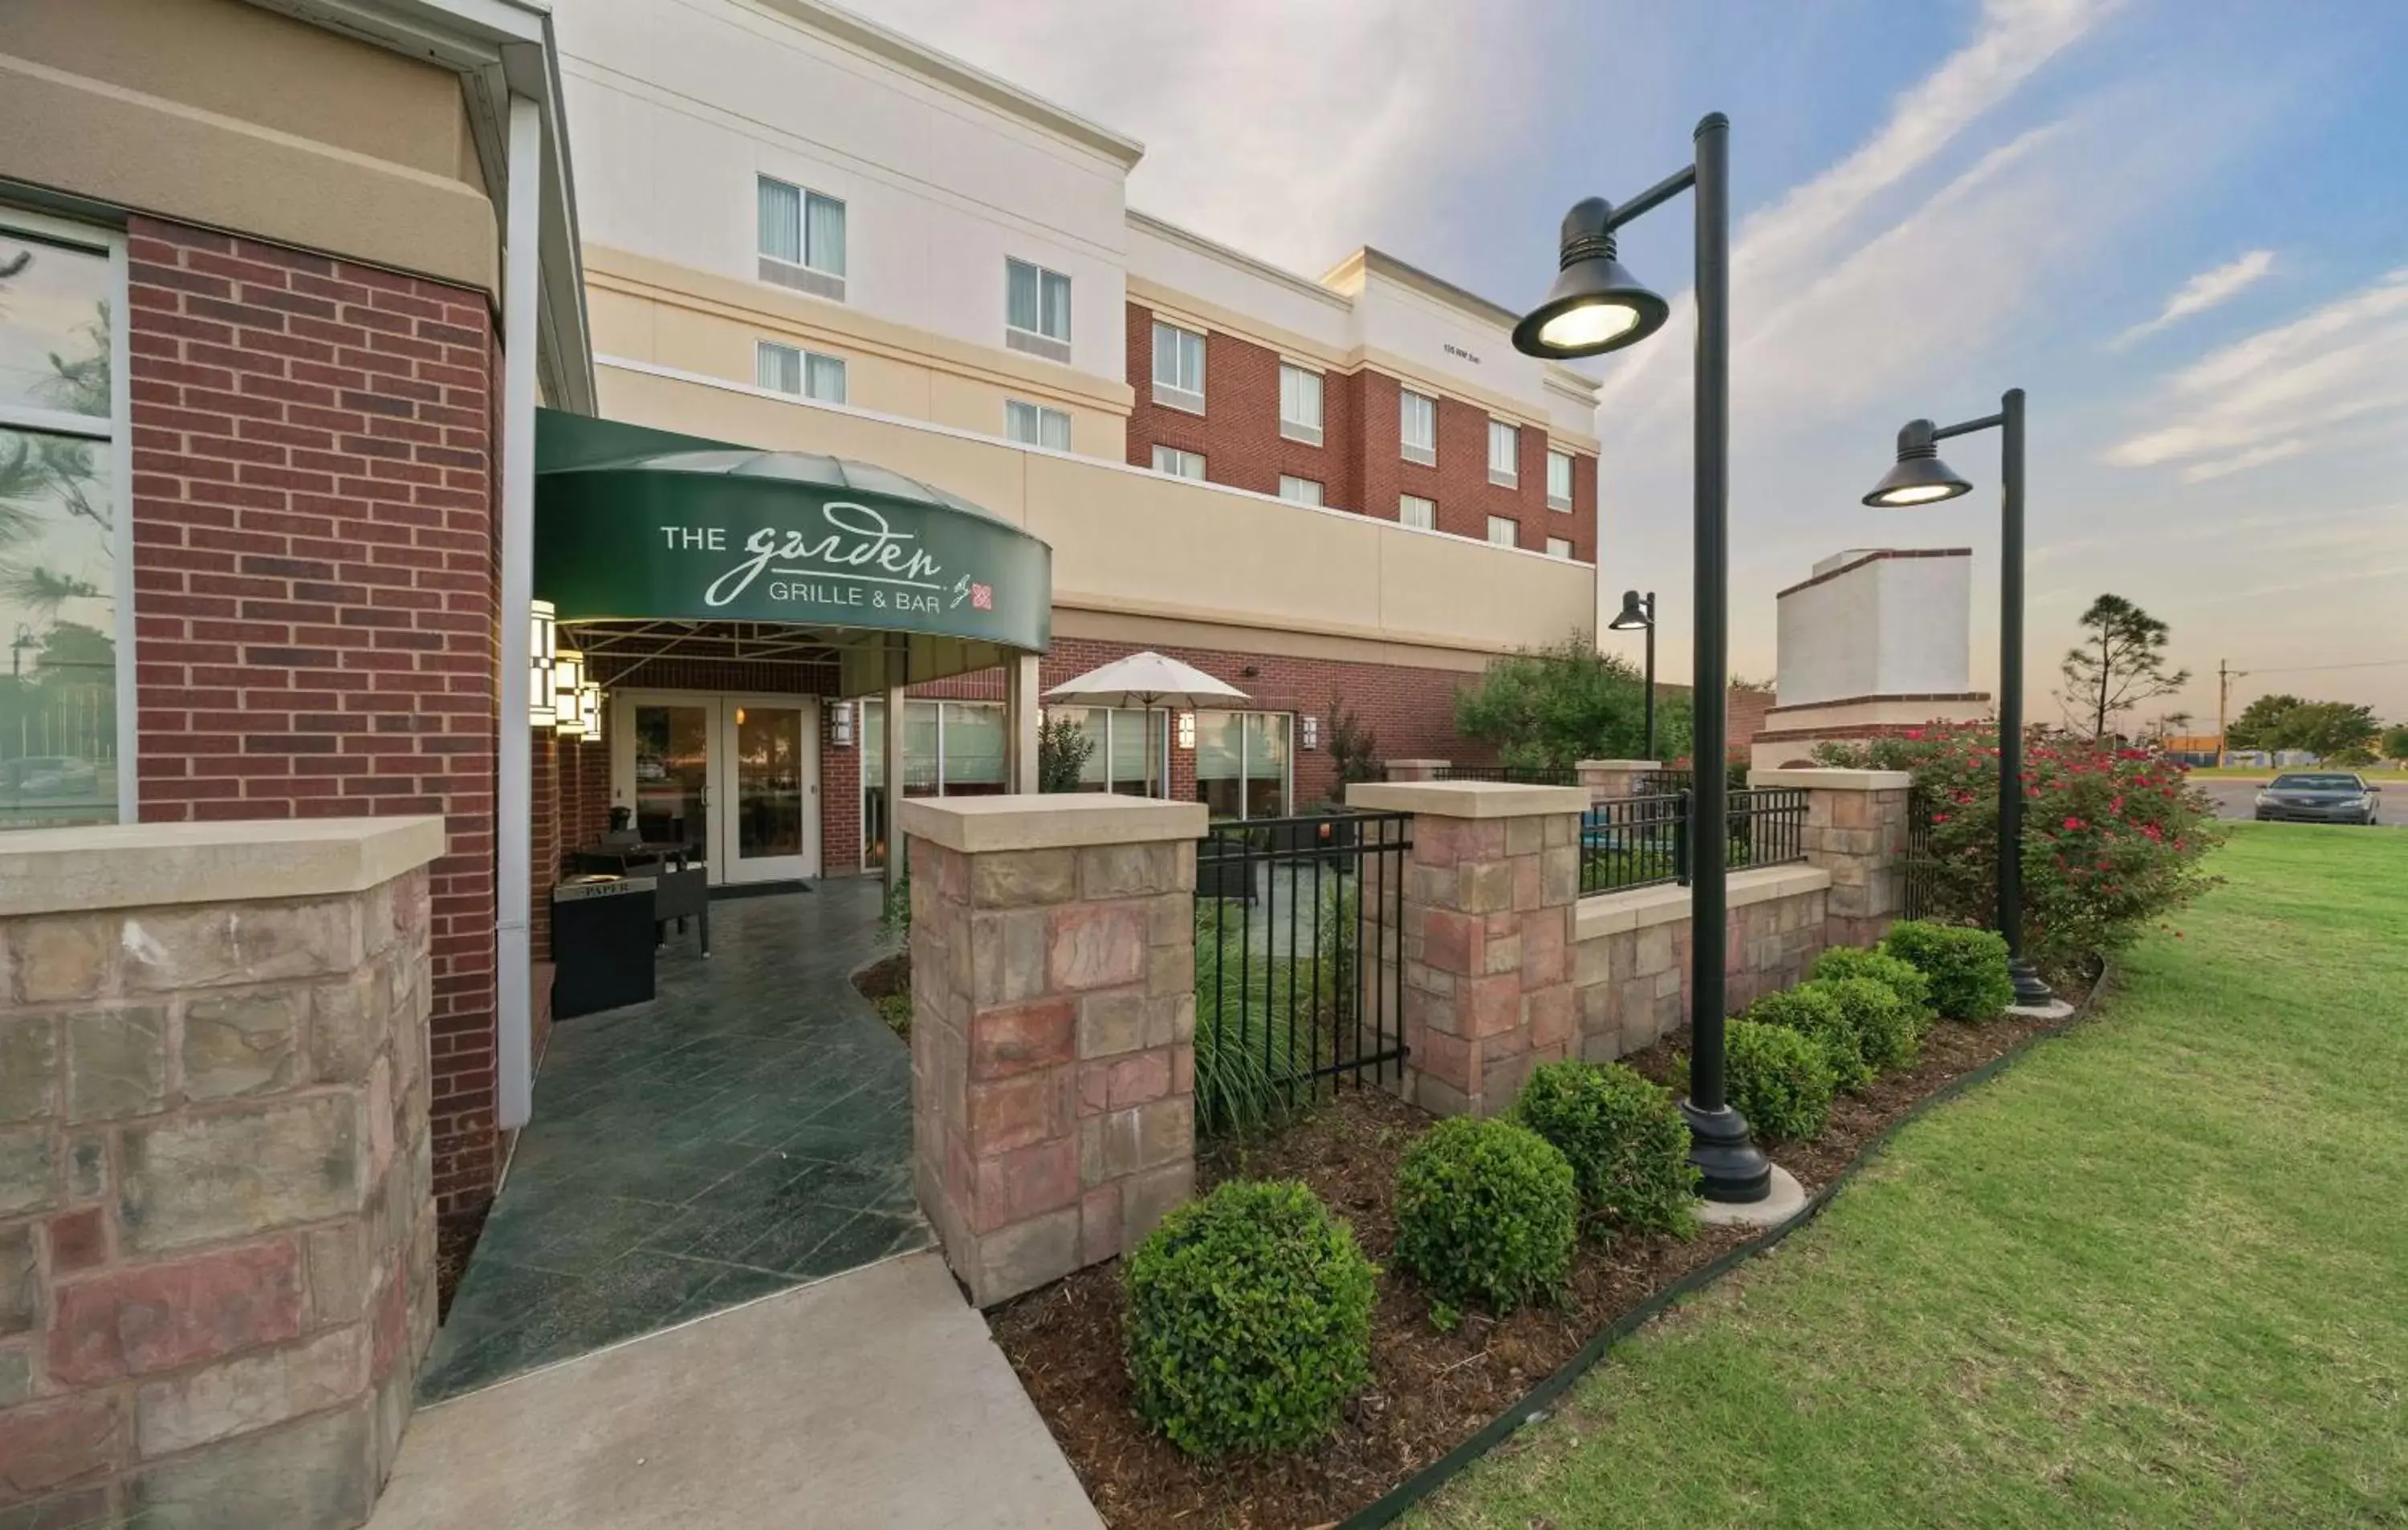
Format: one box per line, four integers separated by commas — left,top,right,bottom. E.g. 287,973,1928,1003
371,1250,1102,1530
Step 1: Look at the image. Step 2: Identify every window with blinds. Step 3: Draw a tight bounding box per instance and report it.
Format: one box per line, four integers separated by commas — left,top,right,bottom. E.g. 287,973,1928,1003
757,176,846,300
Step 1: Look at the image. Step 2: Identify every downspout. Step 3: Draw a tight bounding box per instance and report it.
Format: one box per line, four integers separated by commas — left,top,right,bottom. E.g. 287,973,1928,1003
495,94,542,1131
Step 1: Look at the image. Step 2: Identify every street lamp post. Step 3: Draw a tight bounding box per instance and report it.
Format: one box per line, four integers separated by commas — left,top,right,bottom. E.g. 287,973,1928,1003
1607,590,1658,759
1514,112,1770,1204
1863,390,2055,1007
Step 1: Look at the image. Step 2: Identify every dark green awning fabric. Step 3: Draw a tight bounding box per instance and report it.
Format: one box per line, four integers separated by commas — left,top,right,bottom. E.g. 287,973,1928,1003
534,410,1050,695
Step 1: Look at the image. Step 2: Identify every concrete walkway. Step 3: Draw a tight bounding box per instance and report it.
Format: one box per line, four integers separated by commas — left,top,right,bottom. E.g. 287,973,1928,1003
372,1249,1102,1530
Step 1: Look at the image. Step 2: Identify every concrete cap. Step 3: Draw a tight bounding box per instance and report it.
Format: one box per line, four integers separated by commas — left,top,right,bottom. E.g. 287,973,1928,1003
1345,781,1591,818
1575,863,1831,940
0,815,449,918
1575,759,1663,771
898,792,1206,854
1747,767,1914,790
1381,759,1450,767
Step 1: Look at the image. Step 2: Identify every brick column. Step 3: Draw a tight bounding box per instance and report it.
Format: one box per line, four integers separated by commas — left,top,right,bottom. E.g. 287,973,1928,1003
1345,781,1586,1117
902,795,1206,1307
1576,759,1662,804
1382,759,1449,783
1749,768,1914,947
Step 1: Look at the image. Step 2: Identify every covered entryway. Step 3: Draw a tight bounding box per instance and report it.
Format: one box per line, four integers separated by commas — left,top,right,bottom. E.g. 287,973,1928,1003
609,689,820,885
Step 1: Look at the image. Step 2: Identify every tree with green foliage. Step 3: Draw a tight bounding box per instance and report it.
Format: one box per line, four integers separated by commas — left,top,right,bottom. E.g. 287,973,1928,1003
2381,724,2408,763
1036,713,1095,792
1454,632,1691,770
1325,694,1380,791
2223,693,2302,752
2225,694,2382,760
2057,594,2190,739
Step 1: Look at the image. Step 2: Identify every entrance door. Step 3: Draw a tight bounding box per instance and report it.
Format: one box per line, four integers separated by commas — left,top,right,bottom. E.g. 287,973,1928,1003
613,691,820,885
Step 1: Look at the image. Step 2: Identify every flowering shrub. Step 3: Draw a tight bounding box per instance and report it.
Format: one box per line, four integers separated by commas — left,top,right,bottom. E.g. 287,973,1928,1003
1824,722,2223,970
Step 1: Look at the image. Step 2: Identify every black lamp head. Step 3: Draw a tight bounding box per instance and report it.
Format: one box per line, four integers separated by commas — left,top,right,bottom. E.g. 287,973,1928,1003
1512,198,1672,360
1608,588,1653,630
1863,419,1974,507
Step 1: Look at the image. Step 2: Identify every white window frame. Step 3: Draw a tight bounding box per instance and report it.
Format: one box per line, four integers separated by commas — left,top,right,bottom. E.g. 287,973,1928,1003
1487,515,1519,548
1276,475,1323,507
1152,445,1206,481
1400,389,1437,465
1193,710,1296,822
756,175,846,301
1546,535,1573,560
1398,493,1436,531
0,206,135,825
1488,419,1519,487
1152,322,1206,413
1547,448,1575,511
1004,399,1072,451
1005,258,1072,363
755,340,846,404
1278,363,1324,446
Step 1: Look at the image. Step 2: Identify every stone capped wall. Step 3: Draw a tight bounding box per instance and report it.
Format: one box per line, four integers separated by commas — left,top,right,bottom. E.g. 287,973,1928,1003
1571,867,1832,1065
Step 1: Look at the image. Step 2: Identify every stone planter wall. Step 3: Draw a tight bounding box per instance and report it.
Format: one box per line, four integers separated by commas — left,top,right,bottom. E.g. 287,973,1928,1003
1569,866,1833,1064
1749,768,1917,947
0,817,445,1530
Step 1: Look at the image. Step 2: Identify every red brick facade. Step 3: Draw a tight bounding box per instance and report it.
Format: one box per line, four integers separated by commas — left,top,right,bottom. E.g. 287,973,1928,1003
124,217,502,1213
1123,303,1597,562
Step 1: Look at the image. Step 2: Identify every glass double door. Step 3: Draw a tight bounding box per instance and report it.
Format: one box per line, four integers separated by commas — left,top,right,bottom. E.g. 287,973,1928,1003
612,691,819,885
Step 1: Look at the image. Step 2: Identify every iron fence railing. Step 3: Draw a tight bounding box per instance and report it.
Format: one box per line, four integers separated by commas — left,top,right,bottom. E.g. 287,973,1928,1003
1434,763,1578,785
1903,785,1933,920
1191,810,1411,1134
1578,786,1809,896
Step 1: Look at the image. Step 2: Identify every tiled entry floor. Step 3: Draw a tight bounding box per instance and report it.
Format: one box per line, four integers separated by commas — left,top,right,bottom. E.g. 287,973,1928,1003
417,877,931,1403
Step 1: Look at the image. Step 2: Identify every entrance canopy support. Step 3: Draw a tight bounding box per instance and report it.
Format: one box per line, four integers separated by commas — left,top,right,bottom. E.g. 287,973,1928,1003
1006,653,1040,794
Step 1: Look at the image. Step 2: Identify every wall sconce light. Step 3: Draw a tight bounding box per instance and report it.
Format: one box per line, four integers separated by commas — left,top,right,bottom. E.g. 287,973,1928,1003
551,648,586,736
528,599,557,729
569,682,602,742
1176,712,1196,750
1301,714,1320,751
832,699,855,747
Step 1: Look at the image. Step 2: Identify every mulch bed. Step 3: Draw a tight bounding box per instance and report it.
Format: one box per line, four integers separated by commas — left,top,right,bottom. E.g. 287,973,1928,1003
989,987,2094,1529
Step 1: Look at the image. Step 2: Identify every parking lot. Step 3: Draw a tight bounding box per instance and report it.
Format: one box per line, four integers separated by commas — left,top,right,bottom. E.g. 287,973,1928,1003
2196,777,2398,825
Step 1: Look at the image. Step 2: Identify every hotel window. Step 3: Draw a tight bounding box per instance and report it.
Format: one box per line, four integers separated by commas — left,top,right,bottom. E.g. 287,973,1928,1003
1005,258,1072,363
1152,445,1206,481
756,175,846,300
1279,364,1324,445
1546,536,1573,560
1400,389,1436,465
0,214,124,830
1277,475,1323,507
1487,515,1518,548
756,341,846,405
1048,706,1169,797
1399,493,1436,531
860,698,1014,867
1547,448,1575,511
1152,322,1206,413
1194,711,1292,820
1005,399,1072,450
1487,419,1519,486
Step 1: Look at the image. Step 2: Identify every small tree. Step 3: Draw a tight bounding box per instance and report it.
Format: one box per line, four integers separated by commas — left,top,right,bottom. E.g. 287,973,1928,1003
1037,714,1095,792
2223,693,2301,752
2381,723,2408,763
1455,632,1689,769
2272,700,2379,760
1326,694,1380,790
2058,594,2190,739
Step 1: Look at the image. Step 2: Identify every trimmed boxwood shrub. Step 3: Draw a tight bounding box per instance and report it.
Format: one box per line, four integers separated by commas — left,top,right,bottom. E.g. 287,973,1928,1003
1393,1117,1577,1315
1723,1018,1837,1143
1746,984,1870,1093
1818,975,1923,1075
1123,1178,1376,1458
1882,919,2015,1021
1515,1060,1699,1237
1811,944,1934,1018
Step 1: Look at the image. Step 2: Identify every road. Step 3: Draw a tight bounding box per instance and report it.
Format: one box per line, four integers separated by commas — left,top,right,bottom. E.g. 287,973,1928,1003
2196,778,2398,825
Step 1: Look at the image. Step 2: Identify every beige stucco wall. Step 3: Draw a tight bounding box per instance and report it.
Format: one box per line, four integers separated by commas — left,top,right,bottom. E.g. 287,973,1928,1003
0,0,498,294
594,360,1596,660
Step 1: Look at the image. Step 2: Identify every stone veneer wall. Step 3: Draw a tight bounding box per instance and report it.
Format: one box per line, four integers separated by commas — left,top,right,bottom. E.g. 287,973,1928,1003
0,818,443,1530
1570,867,1832,1064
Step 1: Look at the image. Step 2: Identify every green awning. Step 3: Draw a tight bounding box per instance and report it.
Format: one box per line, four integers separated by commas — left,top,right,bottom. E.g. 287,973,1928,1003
535,410,1050,697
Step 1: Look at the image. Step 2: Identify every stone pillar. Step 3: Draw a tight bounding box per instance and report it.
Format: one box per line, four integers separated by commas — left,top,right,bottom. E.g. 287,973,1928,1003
1749,768,1914,947
1575,759,1662,804
1382,759,1449,783
902,794,1206,1307
1345,781,1586,1117
0,817,445,1530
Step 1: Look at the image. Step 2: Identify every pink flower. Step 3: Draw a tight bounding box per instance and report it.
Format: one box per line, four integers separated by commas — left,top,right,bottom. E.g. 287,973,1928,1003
1932,812,1951,824
2064,816,2084,831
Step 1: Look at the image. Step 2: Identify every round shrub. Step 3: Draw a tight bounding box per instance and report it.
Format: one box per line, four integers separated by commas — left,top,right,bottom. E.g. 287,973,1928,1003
1882,919,2015,1021
1818,975,1923,1075
1723,1018,1837,1143
1123,1178,1376,1458
1515,1060,1699,1237
1393,1117,1577,1315
1810,945,1934,1018
1746,984,1870,1093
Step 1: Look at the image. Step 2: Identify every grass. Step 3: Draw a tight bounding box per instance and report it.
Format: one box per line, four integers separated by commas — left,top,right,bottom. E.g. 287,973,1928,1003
1414,822,2408,1529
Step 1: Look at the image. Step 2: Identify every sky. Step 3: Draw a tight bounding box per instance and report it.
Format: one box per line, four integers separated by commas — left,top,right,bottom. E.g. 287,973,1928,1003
852,0,2408,730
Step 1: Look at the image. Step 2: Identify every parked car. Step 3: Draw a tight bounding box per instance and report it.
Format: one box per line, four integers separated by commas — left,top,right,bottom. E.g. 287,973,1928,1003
2253,772,2380,825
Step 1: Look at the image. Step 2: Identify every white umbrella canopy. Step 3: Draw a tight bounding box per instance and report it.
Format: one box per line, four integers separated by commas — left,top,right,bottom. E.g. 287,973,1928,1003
1043,652,1248,797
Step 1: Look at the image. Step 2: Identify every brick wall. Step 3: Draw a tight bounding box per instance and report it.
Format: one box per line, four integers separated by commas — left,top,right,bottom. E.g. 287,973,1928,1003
123,218,500,1215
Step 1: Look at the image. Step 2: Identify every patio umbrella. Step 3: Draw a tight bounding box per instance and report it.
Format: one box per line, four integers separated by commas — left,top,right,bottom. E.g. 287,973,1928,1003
1043,651,1249,798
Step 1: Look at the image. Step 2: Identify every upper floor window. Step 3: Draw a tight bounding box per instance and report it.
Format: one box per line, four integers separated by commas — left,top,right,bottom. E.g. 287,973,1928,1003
1279,364,1323,445
1277,475,1323,507
1486,515,1518,548
1400,389,1436,465
757,176,846,301
1547,448,1574,511
757,340,846,404
1399,494,1436,531
1546,535,1573,560
1488,420,1519,487
1152,322,1206,413
1153,445,1206,481
1005,399,1072,451
1006,258,1072,363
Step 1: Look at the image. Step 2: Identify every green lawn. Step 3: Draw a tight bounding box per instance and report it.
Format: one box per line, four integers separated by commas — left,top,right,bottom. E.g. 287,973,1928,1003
1415,823,2408,1529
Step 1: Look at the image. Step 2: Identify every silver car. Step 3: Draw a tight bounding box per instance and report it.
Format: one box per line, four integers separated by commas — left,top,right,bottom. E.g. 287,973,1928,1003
2253,771,2380,825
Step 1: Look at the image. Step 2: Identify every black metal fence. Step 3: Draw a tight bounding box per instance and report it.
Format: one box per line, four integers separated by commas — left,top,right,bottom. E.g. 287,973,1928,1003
1578,786,1808,896
1191,810,1411,1134
1434,763,1578,785
1903,786,1933,920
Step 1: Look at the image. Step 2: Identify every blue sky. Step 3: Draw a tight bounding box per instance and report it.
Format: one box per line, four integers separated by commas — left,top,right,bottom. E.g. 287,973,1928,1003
856,0,2408,728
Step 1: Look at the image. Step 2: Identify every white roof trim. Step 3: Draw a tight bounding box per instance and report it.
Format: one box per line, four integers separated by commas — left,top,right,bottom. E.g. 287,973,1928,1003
1126,210,1352,311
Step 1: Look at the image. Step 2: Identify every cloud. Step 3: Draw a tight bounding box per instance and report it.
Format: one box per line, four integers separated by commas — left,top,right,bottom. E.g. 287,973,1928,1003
2110,249,2275,348
2178,437,2304,482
